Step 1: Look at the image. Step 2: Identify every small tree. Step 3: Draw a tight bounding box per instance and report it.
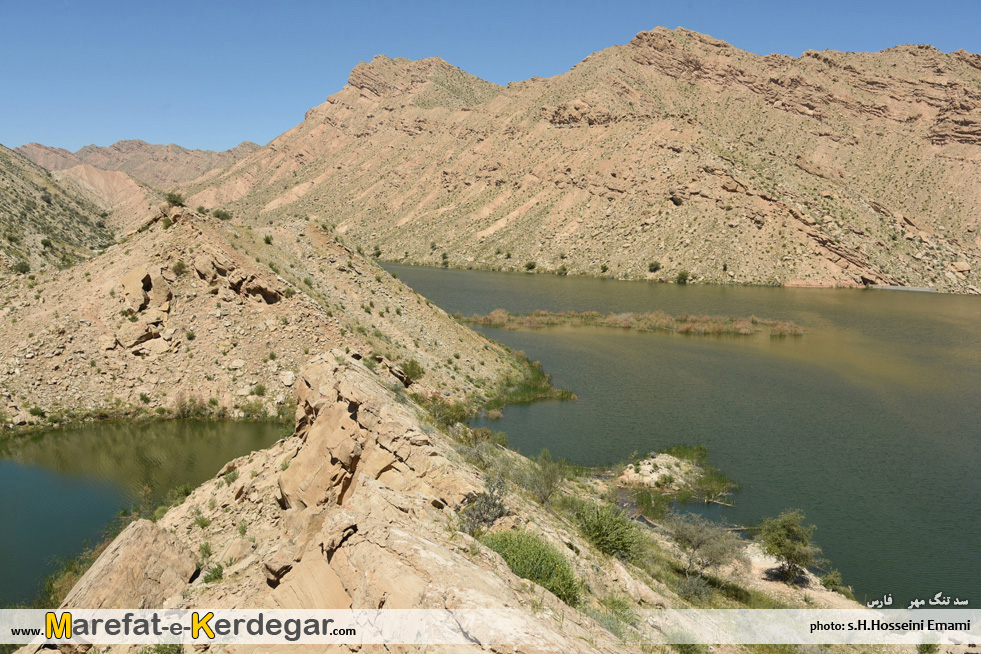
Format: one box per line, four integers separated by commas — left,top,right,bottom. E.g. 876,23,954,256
165,192,185,208
667,513,747,578
756,509,822,583
518,449,569,505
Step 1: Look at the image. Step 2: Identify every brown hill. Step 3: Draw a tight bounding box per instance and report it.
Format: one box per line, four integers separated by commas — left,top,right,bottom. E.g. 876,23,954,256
0,203,524,426
0,145,113,273
17,139,261,189
186,28,981,292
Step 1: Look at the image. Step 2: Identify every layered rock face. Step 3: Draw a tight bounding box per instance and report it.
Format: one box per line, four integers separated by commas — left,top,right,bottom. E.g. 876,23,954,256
28,357,630,653
185,28,981,292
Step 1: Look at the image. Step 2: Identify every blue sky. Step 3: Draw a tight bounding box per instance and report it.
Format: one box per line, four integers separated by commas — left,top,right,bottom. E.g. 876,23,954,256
2,0,979,152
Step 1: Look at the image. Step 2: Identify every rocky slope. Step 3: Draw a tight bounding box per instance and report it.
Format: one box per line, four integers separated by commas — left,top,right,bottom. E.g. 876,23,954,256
0,145,113,273
16,355,859,654
16,140,261,189
0,203,523,427
184,28,980,292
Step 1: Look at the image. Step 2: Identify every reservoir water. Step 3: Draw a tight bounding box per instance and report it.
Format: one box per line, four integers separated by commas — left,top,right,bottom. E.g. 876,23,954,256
385,263,980,607
0,420,284,606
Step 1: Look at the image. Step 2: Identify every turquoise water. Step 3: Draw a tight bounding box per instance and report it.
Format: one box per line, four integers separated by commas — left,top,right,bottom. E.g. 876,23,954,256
385,264,981,607
0,420,284,606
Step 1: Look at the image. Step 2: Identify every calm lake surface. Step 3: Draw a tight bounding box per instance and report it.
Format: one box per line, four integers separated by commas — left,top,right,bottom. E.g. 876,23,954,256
0,420,283,606
386,263,980,606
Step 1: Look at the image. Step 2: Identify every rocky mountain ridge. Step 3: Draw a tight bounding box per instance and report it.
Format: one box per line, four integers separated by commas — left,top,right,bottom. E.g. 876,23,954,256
183,27,980,292
16,139,261,189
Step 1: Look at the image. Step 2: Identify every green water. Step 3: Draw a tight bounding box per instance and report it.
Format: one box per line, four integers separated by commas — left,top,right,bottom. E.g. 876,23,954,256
385,263,981,607
0,420,284,606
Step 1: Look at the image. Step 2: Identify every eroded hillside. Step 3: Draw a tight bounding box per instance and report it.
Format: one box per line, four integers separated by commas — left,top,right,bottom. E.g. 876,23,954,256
184,28,980,292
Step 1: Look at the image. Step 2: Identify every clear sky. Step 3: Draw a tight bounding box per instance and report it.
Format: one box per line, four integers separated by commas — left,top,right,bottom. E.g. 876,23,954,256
2,0,979,152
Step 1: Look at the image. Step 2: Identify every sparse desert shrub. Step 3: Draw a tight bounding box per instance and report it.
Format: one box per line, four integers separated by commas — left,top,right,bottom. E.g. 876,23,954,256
458,478,508,536
517,449,569,505
251,384,266,397
524,261,536,271
161,217,172,230
171,261,187,276
164,192,185,207
666,513,747,577
481,530,581,606
600,264,609,273
649,261,662,273
212,209,232,221
263,235,273,245
12,261,30,274
676,270,690,284
185,330,196,341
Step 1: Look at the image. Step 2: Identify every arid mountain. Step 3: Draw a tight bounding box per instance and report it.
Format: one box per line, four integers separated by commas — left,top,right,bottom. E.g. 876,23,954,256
187,28,980,292
16,139,261,189
0,145,112,273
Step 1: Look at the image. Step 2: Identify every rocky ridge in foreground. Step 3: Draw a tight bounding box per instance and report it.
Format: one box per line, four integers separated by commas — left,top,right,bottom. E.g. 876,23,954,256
17,355,860,654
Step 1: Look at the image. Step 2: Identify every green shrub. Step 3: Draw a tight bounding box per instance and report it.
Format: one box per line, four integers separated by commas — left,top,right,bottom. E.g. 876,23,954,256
482,530,581,606
649,261,662,273
212,209,232,221
676,575,712,602
203,564,223,583
676,270,690,284
400,359,425,383
524,261,536,271
12,261,30,274
185,330,196,341
161,217,172,230
225,469,240,484
600,264,609,273
171,261,187,276
165,192,185,207
41,238,53,249
263,235,273,245
251,384,266,397
139,392,151,404
29,406,46,417
574,502,642,560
